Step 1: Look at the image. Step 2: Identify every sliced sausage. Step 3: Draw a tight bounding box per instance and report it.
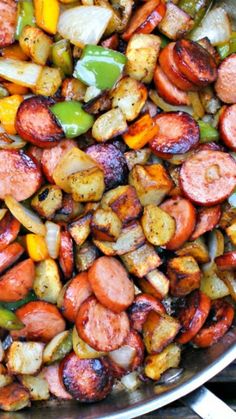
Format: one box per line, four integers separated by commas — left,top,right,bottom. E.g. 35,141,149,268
122,0,166,41
149,112,199,158
0,211,20,251
173,39,217,87
0,150,42,201
43,363,72,400
192,300,234,348
0,259,35,302
11,301,66,342
76,296,130,352
15,96,64,148
0,242,24,275
101,33,119,50
41,139,76,183
128,293,165,332
177,290,211,344
190,205,221,241
59,272,93,322
160,197,196,250
60,353,113,402
27,145,43,167
154,65,189,106
219,105,236,151
215,54,236,104
59,231,74,279
0,0,17,47
0,383,30,412
180,150,236,206
215,251,236,271
86,143,128,190
88,256,134,313
159,43,197,91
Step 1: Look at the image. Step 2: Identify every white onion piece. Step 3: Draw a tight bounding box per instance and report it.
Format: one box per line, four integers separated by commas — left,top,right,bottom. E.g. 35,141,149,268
5,195,46,236
0,126,26,150
121,372,140,391
190,7,232,46
0,58,42,88
58,6,112,47
45,221,61,259
109,345,136,369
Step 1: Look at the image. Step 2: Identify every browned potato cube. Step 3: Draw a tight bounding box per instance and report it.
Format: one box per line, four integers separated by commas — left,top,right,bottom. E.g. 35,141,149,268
226,222,236,246
143,311,180,354
0,383,30,412
129,164,173,206
144,343,181,381
0,364,13,388
158,2,194,40
35,67,62,96
101,185,142,224
91,208,122,241
176,237,209,263
121,243,161,278
68,167,105,202
124,148,151,171
145,269,169,299
92,108,127,142
19,25,52,65
31,185,63,219
68,212,92,246
219,205,236,230
141,204,175,246
75,241,99,272
20,373,50,401
61,77,87,101
167,256,201,297
7,342,44,375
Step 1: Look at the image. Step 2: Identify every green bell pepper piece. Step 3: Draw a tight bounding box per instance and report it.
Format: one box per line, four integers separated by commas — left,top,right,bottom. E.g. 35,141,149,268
0,290,37,311
179,0,212,27
51,40,73,77
15,0,35,40
217,32,236,60
50,101,94,138
198,120,219,143
0,307,24,330
74,45,126,90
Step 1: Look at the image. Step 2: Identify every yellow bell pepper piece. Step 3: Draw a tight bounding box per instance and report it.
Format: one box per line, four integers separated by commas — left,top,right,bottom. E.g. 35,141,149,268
0,95,23,135
34,0,60,35
26,234,49,262
123,114,159,150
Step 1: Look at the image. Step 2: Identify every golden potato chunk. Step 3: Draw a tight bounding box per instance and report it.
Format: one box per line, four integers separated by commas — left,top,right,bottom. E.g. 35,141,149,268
167,256,201,297
124,148,151,171
226,221,236,246
145,269,169,299
176,237,209,263
31,185,63,219
68,212,92,246
19,25,52,65
92,108,127,142
143,311,180,354
68,167,105,202
61,77,87,101
200,263,230,300
91,208,122,241
0,364,13,388
75,241,99,272
35,66,62,96
33,258,62,303
129,164,173,206
101,185,142,224
20,373,50,401
158,2,194,40
0,383,30,412
121,243,161,278
7,341,44,375
145,343,181,381
141,204,175,246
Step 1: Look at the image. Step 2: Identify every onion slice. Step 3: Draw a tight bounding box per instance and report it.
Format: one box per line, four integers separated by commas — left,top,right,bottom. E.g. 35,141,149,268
5,195,46,236
0,58,42,88
121,372,140,391
109,345,136,369
0,126,26,150
45,221,61,259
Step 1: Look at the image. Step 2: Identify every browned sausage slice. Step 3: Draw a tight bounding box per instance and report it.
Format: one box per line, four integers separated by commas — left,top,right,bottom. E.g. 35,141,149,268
180,150,236,206
41,139,76,183
43,363,72,400
0,211,20,251
154,65,189,106
0,0,17,47
11,301,66,342
149,112,199,158
0,150,42,201
60,353,113,402
0,259,35,302
190,205,221,241
76,296,130,352
219,105,236,151
173,40,217,87
16,96,64,148
215,251,236,271
88,256,134,313
0,242,24,274
128,293,165,332
215,54,236,104
58,231,74,279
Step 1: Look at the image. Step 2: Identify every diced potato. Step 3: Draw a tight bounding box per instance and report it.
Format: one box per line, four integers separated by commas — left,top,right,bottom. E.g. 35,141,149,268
121,243,161,278
95,0,121,36
145,343,181,381
91,208,122,241
0,364,13,388
75,241,99,272
68,167,105,202
167,256,201,297
7,341,44,375
61,77,87,101
226,222,236,246
68,212,92,246
19,26,52,65
94,220,145,256
43,330,72,364
126,34,161,83
110,0,133,32
143,311,180,354
176,237,209,263
0,382,30,412
129,164,173,206
101,185,142,224
33,258,62,303
31,185,63,219
200,262,230,299
35,66,62,96
219,205,236,230
123,114,159,150
111,76,147,121
125,148,151,171
92,108,127,142
145,269,169,299
72,326,105,359
20,373,50,401
141,205,175,246
83,90,111,114
158,2,194,40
